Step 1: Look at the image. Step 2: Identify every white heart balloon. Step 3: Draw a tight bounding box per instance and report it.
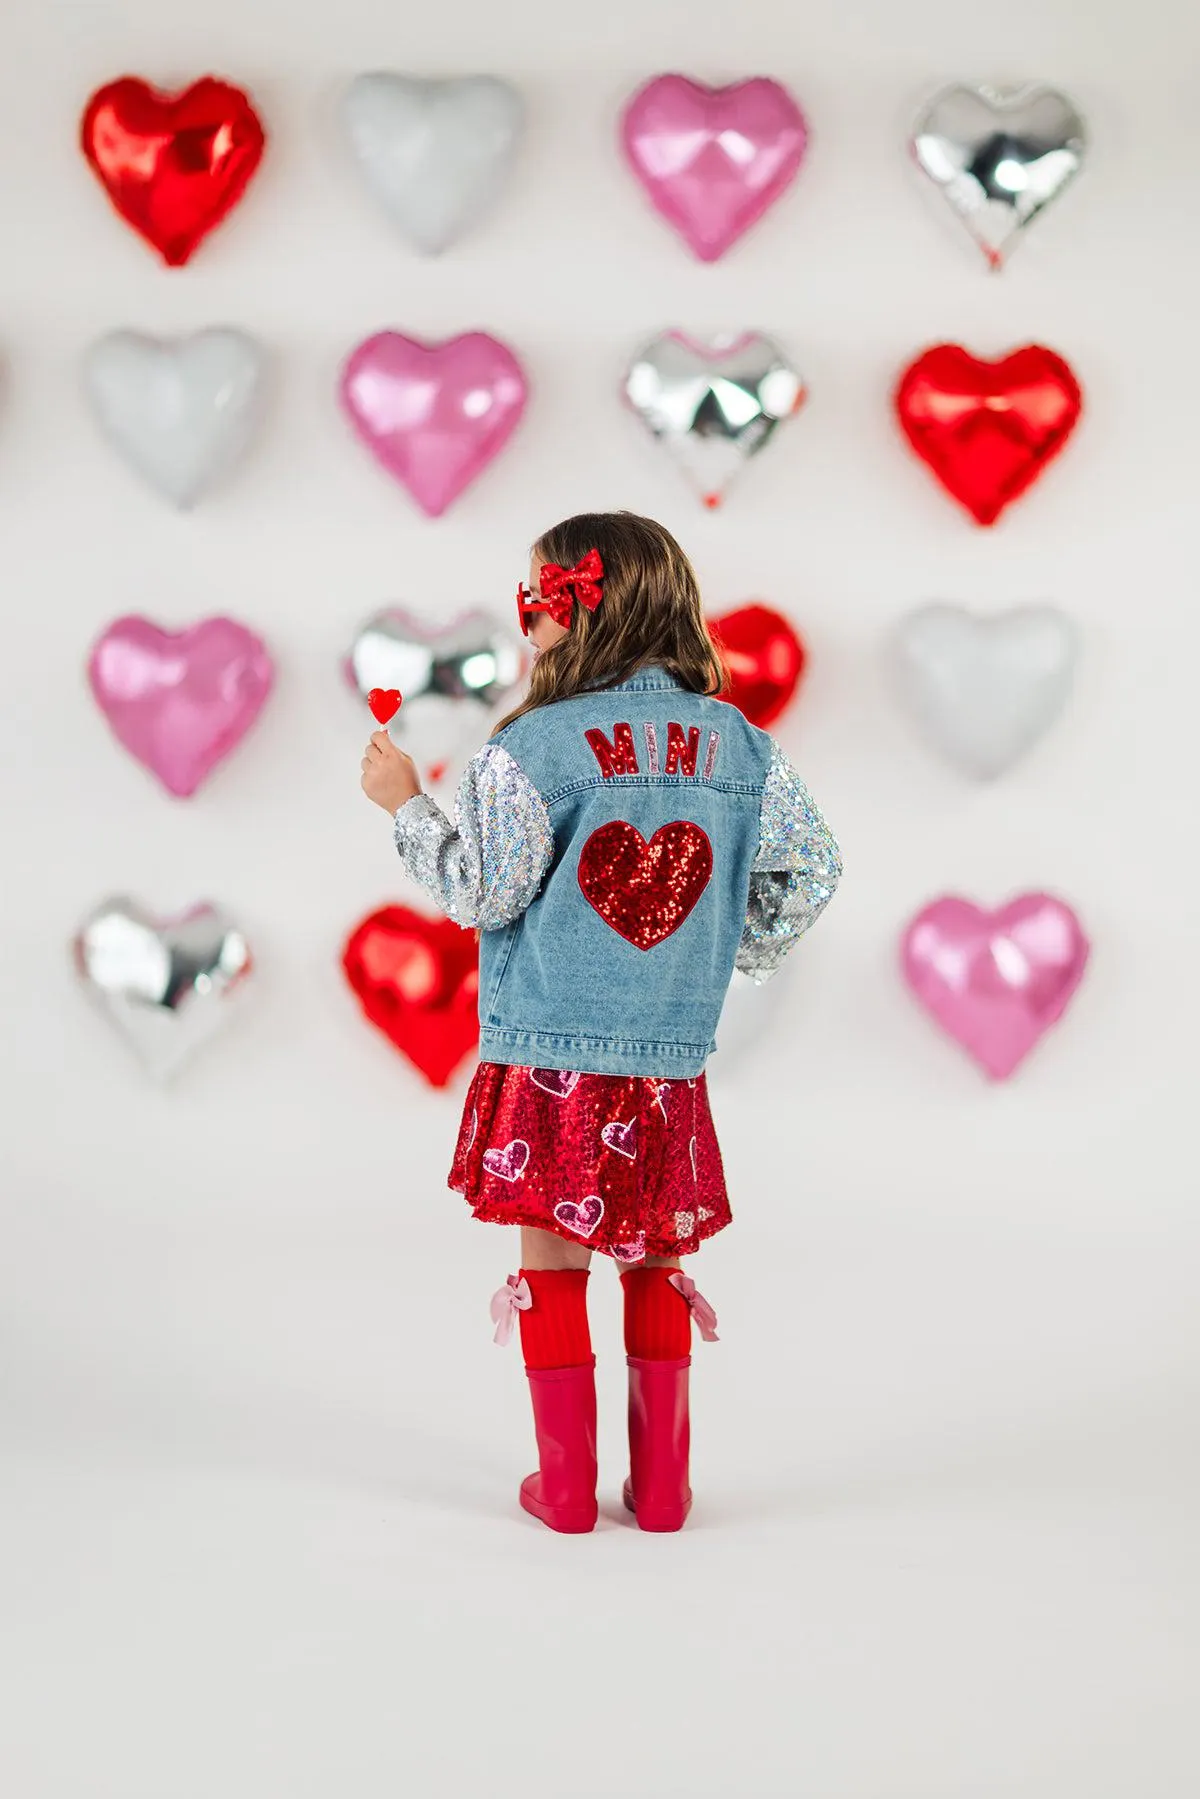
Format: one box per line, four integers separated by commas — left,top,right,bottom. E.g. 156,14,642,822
83,328,265,509
892,603,1080,780
341,73,524,255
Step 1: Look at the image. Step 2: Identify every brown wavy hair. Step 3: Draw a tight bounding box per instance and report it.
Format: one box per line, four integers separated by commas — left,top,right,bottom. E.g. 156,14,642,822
494,511,726,733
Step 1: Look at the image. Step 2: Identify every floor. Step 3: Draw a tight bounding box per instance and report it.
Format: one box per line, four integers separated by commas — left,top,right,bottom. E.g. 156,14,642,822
1,1208,1195,1799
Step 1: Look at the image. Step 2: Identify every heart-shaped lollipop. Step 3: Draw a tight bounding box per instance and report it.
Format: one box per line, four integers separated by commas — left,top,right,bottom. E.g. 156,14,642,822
367,687,403,724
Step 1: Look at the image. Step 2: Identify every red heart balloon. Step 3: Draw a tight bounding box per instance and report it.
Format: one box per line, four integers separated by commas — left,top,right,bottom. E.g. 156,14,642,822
343,906,478,1088
577,821,713,950
367,688,403,724
895,344,1082,526
708,604,806,728
81,76,266,267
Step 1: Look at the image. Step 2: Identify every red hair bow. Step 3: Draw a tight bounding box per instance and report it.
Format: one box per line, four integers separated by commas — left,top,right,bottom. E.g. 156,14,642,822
538,548,605,625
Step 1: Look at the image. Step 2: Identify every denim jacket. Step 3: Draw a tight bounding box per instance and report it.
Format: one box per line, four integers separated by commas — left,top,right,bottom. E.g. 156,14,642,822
393,667,840,1078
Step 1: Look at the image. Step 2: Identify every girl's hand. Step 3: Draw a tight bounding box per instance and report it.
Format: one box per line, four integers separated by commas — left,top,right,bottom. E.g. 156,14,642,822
361,731,422,813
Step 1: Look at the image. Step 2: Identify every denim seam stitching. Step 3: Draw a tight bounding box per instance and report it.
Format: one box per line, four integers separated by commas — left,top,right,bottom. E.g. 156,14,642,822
480,1026,712,1055
542,775,762,807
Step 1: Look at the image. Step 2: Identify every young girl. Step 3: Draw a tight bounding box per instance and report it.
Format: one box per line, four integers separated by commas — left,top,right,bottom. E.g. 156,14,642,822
360,511,840,1534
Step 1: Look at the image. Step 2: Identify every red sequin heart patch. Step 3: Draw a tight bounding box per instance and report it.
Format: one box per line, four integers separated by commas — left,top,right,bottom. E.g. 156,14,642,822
342,905,478,1088
577,821,713,950
81,76,266,267
895,344,1082,526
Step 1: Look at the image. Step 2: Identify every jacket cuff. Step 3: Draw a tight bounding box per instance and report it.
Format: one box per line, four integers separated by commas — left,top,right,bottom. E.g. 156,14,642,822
393,791,446,852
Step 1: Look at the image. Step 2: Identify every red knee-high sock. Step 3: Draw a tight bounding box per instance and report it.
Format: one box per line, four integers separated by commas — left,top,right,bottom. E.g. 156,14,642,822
518,1269,593,1370
621,1267,691,1361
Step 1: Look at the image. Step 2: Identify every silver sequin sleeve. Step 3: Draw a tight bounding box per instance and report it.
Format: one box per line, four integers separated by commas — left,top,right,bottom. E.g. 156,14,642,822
392,744,554,930
736,743,842,981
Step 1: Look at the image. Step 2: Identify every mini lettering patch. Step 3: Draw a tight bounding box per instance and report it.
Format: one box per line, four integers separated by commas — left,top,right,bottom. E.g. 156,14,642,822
585,721,720,780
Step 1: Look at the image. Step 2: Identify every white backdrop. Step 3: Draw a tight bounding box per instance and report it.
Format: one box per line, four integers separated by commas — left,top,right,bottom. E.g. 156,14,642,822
2,2,1197,1796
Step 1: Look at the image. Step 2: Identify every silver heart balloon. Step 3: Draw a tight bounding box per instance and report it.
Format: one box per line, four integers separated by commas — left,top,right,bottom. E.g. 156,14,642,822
74,898,253,1081
892,603,1080,780
910,83,1087,269
346,607,527,777
82,328,265,509
623,331,806,508
341,73,524,254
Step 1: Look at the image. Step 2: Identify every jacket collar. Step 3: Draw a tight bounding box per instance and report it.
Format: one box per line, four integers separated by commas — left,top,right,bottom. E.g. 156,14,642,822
606,665,685,694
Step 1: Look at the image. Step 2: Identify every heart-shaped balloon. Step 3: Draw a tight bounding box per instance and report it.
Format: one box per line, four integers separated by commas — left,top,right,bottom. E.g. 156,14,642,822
88,616,274,798
346,607,526,778
624,331,805,508
82,328,265,509
80,76,265,266
621,74,808,261
901,893,1090,1080
74,897,253,1080
340,331,528,517
709,604,806,728
896,344,1082,525
343,905,479,1088
910,83,1087,270
341,73,524,254
892,603,1079,779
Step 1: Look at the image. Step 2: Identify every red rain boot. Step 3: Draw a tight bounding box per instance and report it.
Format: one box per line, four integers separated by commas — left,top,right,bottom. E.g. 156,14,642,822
520,1361,599,1535
623,1354,692,1533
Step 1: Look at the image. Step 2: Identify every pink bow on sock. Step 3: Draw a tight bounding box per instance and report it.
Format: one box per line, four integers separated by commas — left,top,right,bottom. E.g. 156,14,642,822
490,1274,532,1346
669,1273,720,1342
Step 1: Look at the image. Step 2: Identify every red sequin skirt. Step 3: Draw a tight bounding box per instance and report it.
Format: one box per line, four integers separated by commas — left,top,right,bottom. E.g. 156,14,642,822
448,1062,731,1262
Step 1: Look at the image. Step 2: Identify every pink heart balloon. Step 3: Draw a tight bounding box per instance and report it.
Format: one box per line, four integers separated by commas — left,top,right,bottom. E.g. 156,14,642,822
621,74,808,262
901,894,1090,1080
340,331,528,517
88,615,274,798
